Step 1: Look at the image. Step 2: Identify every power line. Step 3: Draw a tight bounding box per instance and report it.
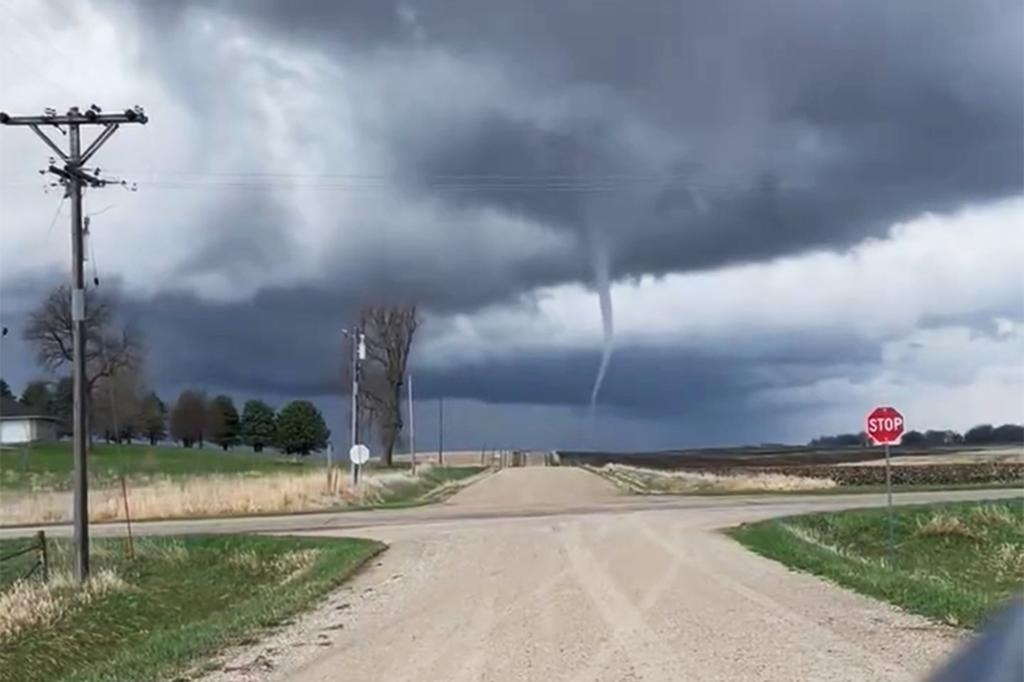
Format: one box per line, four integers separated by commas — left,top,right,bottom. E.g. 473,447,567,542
94,169,782,188
5,167,948,197
9,173,807,195
44,194,67,240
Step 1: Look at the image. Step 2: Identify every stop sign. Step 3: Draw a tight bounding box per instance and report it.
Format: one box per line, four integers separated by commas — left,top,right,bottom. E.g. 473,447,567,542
866,406,905,446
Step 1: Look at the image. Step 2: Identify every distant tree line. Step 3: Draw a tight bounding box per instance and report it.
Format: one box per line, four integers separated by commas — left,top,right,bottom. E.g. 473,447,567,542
3,377,331,456
5,283,331,456
167,390,329,455
809,424,1023,448
808,432,869,448
8,284,419,466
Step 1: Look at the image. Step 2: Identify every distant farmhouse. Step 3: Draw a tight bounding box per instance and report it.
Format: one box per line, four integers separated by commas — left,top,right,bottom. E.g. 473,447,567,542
0,397,59,445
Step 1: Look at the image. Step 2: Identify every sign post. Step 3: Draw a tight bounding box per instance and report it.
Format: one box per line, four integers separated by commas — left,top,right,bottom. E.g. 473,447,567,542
349,443,370,488
865,405,905,561
326,443,335,493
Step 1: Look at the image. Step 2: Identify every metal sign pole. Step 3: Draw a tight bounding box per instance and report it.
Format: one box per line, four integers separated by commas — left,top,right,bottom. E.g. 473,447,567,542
867,405,903,565
885,442,894,561
349,444,369,490
326,442,333,493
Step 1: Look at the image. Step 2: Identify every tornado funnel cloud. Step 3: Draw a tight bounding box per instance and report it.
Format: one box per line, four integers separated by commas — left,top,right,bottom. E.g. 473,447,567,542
589,243,614,413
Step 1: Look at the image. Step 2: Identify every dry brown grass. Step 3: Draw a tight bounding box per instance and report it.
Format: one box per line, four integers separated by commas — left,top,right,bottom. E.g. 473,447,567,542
598,463,837,493
968,504,1018,528
225,549,260,571
224,547,320,584
0,569,126,643
988,542,1024,581
915,512,979,539
136,538,190,563
0,468,434,526
272,549,321,583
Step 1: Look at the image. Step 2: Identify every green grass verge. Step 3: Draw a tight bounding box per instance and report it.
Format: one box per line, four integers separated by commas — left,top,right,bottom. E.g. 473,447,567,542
0,534,383,682
728,499,1024,628
365,466,484,507
0,443,312,491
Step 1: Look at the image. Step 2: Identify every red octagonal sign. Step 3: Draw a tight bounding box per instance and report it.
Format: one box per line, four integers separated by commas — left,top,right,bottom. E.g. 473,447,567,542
866,406,905,446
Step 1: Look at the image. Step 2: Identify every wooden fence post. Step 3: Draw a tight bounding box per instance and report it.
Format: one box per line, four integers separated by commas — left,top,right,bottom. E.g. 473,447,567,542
36,530,49,583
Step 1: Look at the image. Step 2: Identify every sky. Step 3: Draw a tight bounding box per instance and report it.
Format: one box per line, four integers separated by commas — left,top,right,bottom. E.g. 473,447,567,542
0,0,1022,451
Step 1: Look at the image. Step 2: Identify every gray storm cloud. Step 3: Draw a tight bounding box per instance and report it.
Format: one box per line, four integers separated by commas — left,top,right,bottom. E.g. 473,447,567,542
0,0,1020,426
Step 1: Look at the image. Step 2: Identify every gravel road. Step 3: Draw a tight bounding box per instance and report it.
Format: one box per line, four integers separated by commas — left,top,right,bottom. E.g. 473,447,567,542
198,467,996,682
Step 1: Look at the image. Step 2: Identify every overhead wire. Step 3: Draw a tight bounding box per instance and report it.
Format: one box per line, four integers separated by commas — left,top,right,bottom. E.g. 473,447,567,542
61,166,953,198
59,169,811,195
84,194,103,287
2,164,957,198
44,193,67,240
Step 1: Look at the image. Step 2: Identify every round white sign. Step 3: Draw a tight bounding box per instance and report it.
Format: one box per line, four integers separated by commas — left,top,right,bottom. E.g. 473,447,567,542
349,444,370,465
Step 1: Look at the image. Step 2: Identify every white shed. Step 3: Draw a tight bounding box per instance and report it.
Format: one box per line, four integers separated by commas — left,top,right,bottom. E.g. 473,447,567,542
0,397,60,445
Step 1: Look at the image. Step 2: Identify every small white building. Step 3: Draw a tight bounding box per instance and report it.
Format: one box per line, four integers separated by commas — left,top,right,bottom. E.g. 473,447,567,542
0,397,59,445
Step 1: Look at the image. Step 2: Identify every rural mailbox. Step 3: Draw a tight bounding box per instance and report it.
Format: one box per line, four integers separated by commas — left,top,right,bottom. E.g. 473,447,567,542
866,406,905,446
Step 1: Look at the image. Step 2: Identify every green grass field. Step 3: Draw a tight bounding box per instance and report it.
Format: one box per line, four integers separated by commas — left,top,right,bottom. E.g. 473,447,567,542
729,499,1024,628
0,534,383,682
0,442,319,491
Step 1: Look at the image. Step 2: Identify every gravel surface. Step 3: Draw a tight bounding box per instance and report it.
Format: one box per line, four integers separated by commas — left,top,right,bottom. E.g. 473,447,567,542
449,466,623,508
198,468,971,682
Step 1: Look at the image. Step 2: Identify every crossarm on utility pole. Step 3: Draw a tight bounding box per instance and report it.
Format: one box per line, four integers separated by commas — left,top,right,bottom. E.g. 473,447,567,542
0,110,148,126
80,123,120,165
28,124,68,161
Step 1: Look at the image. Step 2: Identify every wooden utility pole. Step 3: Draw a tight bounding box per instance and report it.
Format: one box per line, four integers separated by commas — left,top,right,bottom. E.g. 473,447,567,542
407,374,416,473
1,106,148,580
438,396,444,465
344,327,364,486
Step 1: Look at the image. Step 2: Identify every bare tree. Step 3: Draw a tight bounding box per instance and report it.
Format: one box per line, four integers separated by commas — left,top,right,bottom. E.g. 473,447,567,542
91,364,146,443
359,305,419,467
23,284,142,395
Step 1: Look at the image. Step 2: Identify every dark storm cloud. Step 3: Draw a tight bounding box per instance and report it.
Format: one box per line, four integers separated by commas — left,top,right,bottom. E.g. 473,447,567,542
7,0,1019,423
126,287,356,397
417,341,881,418
180,190,296,282
124,276,883,420
123,0,1021,285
